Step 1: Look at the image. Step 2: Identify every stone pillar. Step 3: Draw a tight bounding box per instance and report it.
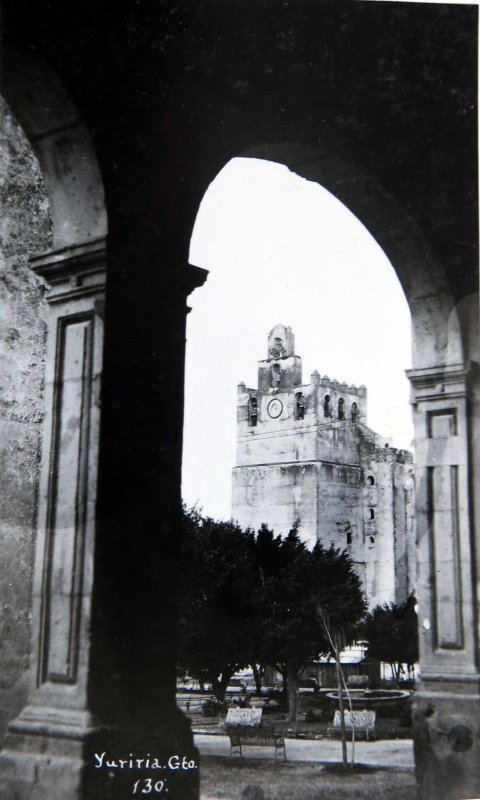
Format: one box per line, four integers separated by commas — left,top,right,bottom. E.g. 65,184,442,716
0,239,107,798
407,363,480,800
0,239,206,799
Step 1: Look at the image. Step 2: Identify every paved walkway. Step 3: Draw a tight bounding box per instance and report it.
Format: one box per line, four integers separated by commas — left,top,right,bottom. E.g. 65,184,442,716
194,733,414,769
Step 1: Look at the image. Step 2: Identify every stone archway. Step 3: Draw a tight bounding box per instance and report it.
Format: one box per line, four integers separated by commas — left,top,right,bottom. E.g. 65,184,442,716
0,4,477,799
187,143,479,799
2,47,107,250
192,141,465,372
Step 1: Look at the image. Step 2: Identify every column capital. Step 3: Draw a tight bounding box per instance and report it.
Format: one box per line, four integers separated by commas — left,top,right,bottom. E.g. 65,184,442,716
183,264,208,313
165,263,208,312
184,263,209,294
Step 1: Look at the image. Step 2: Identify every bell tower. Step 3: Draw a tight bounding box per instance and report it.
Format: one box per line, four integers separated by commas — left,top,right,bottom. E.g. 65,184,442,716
233,325,414,609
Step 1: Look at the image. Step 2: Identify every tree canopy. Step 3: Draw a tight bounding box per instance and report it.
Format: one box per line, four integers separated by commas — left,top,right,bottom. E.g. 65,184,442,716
178,510,367,715
255,524,366,663
178,508,259,701
364,593,419,684
254,524,367,720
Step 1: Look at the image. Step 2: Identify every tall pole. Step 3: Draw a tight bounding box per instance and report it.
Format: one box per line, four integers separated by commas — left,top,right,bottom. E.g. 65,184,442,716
335,654,348,767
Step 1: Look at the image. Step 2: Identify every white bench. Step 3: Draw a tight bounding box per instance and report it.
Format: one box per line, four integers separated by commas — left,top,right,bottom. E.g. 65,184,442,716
225,708,286,761
328,709,376,741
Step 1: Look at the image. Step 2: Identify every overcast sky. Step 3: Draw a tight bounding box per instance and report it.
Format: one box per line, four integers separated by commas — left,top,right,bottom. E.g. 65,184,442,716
183,157,413,521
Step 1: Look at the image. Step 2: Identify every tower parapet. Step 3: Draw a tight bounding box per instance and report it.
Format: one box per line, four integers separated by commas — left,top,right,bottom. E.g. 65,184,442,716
237,325,369,429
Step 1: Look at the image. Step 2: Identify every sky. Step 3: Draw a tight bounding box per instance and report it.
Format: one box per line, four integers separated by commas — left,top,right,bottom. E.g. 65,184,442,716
182,157,413,521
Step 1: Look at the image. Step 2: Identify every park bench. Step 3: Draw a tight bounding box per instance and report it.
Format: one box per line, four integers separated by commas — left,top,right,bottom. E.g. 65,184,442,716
225,708,287,761
328,709,376,741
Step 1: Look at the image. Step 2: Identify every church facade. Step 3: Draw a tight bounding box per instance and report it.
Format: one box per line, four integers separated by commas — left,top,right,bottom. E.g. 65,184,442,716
232,324,415,609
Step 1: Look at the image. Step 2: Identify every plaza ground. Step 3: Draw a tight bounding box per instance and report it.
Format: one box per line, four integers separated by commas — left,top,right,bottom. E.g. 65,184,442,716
194,732,413,769
185,687,416,798
196,736,415,800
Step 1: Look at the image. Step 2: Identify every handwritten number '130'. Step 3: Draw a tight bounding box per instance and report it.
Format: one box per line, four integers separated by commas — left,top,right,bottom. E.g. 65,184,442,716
132,779,166,794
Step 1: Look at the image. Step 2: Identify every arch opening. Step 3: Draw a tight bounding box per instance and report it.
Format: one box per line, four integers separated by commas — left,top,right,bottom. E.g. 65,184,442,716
184,156,413,524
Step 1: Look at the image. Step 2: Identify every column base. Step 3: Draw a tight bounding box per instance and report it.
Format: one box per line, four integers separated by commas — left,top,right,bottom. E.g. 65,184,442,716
413,679,480,800
0,705,198,800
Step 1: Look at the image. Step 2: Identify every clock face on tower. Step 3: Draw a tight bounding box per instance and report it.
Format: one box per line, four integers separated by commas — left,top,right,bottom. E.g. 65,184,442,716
267,398,283,419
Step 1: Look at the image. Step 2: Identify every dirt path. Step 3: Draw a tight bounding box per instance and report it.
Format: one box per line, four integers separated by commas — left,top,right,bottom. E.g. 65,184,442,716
195,732,414,769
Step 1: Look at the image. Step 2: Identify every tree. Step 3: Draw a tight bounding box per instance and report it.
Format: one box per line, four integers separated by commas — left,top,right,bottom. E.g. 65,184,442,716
178,512,367,719
178,509,260,702
364,594,419,685
317,608,356,768
255,525,367,724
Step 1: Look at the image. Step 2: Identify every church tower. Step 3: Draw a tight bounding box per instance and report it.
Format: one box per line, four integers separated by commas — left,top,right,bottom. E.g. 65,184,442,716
232,325,415,607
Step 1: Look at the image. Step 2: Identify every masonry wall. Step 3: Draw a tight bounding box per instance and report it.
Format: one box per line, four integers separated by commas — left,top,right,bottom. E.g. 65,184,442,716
0,98,51,744
233,458,368,588
232,462,319,545
393,459,416,602
366,453,397,607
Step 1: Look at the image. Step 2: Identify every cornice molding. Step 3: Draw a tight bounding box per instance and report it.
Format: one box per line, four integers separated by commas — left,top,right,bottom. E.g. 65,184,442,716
406,363,470,402
29,241,208,307
29,238,106,304
30,238,106,283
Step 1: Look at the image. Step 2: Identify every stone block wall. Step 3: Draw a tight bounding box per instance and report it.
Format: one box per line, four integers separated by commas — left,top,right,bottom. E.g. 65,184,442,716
232,462,319,545
0,98,51,744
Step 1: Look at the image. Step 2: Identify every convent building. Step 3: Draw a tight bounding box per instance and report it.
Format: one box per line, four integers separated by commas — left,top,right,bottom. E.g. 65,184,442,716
232,324,415,609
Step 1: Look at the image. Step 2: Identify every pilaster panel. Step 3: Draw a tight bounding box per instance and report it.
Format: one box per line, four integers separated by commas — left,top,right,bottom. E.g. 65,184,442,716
427,465,463,650
30,240,106,708
408,362,480,800
408,363,477,677
0,240,107,798
41,315,95,684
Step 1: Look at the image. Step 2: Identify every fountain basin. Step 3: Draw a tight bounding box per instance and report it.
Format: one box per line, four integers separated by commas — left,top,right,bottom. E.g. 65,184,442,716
325,689,411,707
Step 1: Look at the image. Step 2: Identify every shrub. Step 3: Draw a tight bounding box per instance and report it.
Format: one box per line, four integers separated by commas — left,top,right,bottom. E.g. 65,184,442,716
202,698,227,717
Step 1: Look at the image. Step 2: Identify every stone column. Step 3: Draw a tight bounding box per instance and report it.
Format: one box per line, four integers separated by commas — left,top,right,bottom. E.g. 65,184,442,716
407,363,480,800
0,238,206,799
